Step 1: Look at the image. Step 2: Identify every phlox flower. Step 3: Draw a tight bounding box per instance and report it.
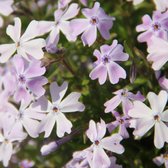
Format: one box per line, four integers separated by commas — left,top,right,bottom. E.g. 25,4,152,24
153,0,168,12
0,17,46,63
153,153,168,168
86,120,124,168
0,123,26,167
147,36,168,70
43,3,79,48
136,11,168,44
107,111,130,139
126,0,144,5
10,55,48,102
89,40,129,85
104,89,145,114
31,81,85,138
10,100,46,138
71,2,115,46
0,0,13,27
129,90,168,149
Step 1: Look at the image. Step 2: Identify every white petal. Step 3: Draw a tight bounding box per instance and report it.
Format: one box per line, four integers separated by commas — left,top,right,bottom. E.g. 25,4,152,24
56,112,72,137
128,101,153,118
92,146,111,168
147,90,167,113
2,143,13,167
86,120,98,142
133,118,155,137
59,92,85,113
39,113,56,138
61,3,79,20
6,17,21,43
22,118,40,138
21,38,46,60
154,121,168,149
101,134,124,154
50,81,68,105
0,44,16,63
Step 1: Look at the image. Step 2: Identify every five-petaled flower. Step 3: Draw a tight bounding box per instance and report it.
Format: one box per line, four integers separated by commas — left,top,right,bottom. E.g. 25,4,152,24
129,90,168,149
31,81,85,138
89,40,129,85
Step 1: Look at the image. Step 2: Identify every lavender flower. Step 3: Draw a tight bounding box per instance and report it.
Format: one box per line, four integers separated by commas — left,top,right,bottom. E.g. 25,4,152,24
71,2,115,46
89,40,129,85
104,89,145,115
136,11,168,44
86,120,124,168
11,55,48,102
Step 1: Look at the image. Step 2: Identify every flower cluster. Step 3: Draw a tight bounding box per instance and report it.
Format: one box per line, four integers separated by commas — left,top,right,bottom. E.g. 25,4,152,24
0,0,168,167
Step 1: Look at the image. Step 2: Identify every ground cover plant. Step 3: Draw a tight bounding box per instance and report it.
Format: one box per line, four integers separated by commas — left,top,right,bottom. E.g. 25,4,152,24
0,0,168,167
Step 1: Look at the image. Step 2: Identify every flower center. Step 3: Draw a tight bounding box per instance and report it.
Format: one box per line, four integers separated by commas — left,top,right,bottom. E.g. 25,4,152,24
121,89,128,97
95,140,100,145
90,16,99,25
119,118,124,124
152,22,161,31
154,115,160,121
18,74,26,84
102,55,110,64
16,41,20,48
53,107,58,113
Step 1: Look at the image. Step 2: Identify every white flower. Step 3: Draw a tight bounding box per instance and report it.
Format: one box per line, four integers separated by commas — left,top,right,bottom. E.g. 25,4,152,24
31,81,85,138
129,90,168,149
0,124,26,167
0,17,46,63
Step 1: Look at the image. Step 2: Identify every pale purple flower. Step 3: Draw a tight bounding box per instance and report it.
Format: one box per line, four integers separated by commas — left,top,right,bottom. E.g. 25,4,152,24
43,3,79,47
136,11,168,44
31,81,85,138
89,40,129,85
107,111,130,139
154,0,168,12
0,123,26,167
0,17,46,63
147,36,168,70
71,2,115,46
129,90,168,149
11,100,45,138
19,160,35,168
153,153,168,168
104,89,145,115
11,55,48,102
86,120,124,168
